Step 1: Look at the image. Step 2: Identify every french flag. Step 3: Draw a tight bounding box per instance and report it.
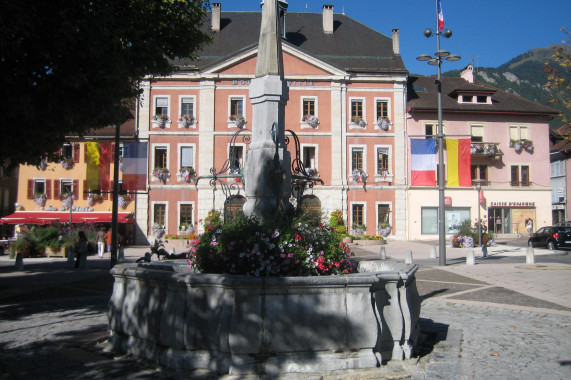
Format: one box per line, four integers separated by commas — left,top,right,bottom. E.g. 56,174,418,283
411,139,436,186
121,142,148,191
437,0,444,31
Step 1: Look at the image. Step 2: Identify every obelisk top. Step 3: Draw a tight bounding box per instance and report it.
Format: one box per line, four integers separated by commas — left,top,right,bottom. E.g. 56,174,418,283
255,0,284,78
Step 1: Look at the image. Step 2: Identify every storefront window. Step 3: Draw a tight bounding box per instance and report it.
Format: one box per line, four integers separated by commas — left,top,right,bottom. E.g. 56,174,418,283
421,207,470,235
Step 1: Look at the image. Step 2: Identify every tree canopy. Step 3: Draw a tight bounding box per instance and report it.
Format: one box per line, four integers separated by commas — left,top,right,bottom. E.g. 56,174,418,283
544,27,571,125
0,0,212,170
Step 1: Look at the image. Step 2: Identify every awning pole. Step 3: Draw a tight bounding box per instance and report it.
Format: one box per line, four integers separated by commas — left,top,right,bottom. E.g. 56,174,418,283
110,124,121,267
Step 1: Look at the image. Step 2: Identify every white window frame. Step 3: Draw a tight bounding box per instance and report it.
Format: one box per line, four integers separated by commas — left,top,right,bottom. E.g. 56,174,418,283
178,95,197,128
374,144,393,182
349,97,367,129
350,144,367,174
177,201,195,231
151,201,168,231
177,143,196,180
376,201,393,229
152,95,172,129
509,125,529,142
300,96,319,129
228,143,246,173
471,124,485,142
60,178,74,195
151,144,170,181
33,179,47,195
424,121,446,137
350,202,367,231
374,97,392,130
300,144,319,172
227,95,247,128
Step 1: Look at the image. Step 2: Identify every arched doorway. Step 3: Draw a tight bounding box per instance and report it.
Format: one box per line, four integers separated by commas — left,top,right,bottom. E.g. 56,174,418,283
300,195,321,224
224,195,246,222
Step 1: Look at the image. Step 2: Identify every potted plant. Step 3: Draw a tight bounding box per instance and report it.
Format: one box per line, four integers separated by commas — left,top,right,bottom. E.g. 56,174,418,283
60,157,74,169
178,223,195,235
304,168,319,177
352,169,368,183
378,223,392,237
118,194,132,209
179,166,196,183
352,116,367,128
178,115,196,128
352,224,366,236
377,117,391,131
230,114,246,128
153,167,170,183
152,223,165,239
34,193,47,207
303,114,320,128
60,192,74,208
154,114,169,128
37,159,47,171
87,192,103,207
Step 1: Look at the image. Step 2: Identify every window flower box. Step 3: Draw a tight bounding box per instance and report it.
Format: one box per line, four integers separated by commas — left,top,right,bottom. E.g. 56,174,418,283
178,115,196,128
60,193,74,208
153,167,170,183
37,159,47,171
87,193,103,207
351,116,367,128
118,194,132,209
152,223,165,239
377,117,391,131
179,166,196,183
510,139,534,154
60,158,74,170
352,169,368,183
378,223,392,237
178,223,195,235
34,193,47,207
302,114,320,128
153,114,169,128
304,168,319,177
230,115,246,128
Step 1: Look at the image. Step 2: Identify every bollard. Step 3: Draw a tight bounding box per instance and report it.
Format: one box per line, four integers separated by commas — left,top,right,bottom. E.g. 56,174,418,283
170,247,175,255
429,245,437,259
118,246,125,262
15,252,24,270
482,244,488,258
526,247,535,264
67,246,75,267
466,249,475,265
405,250,413,265
379,246,386,260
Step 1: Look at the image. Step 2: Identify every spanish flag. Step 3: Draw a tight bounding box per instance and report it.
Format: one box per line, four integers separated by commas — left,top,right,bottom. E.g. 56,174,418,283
85,142,111,191
446,138,471,187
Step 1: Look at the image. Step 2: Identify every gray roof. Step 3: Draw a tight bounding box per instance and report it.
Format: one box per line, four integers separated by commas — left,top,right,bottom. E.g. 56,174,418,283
174,11,406,74
408,76,559,116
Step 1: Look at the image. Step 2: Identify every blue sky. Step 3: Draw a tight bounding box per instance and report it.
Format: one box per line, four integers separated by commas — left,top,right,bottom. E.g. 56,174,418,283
214,0,571,76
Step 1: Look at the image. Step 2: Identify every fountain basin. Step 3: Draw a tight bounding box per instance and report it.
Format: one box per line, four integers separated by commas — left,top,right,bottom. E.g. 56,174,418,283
108,260,420,375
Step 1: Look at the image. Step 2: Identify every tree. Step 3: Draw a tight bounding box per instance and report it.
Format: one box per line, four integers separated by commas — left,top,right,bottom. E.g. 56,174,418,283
0,0,212,170
543,27,571,125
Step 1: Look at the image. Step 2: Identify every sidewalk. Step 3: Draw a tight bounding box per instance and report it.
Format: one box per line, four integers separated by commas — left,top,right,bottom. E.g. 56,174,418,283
0,243,570,379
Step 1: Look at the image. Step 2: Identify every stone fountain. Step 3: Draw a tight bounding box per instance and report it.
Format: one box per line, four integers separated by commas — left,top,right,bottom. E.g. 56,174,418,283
107,1,420,376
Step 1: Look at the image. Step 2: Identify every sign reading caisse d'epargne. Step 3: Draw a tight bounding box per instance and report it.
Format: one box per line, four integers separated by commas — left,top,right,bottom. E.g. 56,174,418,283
489,201,535,207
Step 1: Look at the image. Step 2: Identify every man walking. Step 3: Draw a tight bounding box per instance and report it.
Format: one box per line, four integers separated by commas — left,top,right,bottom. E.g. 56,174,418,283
96,227,106,258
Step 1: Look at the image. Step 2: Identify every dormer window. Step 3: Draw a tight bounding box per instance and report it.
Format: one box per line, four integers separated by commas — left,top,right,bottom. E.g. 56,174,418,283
463,95,473,103
458,93,492,104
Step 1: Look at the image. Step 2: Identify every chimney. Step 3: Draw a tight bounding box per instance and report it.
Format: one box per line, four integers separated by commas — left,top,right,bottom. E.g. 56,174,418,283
392,29,400,55
211,2,221,32
461,64,475,83
322,5,334,34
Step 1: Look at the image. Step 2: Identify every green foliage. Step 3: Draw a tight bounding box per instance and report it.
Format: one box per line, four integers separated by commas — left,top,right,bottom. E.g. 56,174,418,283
203,209,222,230
0,0,212,170
189,212,356,276
13,235,43,257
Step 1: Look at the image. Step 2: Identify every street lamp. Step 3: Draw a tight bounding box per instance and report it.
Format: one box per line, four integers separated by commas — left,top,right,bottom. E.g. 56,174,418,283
417,2,460,266
473,179,484,251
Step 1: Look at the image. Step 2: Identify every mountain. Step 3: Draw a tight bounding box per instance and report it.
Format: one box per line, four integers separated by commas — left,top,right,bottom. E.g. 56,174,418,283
443,44,570,127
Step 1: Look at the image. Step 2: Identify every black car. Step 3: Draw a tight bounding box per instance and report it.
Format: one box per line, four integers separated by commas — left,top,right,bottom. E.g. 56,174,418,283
528,226,571,250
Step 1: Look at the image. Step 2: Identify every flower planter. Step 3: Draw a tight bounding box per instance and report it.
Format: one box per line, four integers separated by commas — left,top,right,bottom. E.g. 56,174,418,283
108,260,420,376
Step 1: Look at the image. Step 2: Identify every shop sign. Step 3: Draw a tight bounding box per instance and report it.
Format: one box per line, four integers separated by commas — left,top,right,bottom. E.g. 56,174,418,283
489,201,535,207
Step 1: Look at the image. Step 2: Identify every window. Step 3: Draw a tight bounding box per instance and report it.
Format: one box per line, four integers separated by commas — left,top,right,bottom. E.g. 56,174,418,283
28,179,51,199
425,123,435,138
180,146,194,168
351,147,364,171
302,146,316,170
511,165,530,186
471,165,488,185
422,207,470,234
60,179,73,195
350,99,364,122
153,203,166,225
34,180,46,195
376,100,388,120
551,161,565,177
477,96,488,103
352,204,364,227
230,98,243,117
229,145,244,172
181,97,194,116
377,204,390,225
302,98,315,116
463,95,473,103
471,125,484,143
509,125,528,141
155,97,169,116
62,143,73,159
154,146,168,169
179,204,193,228
376,147,389,175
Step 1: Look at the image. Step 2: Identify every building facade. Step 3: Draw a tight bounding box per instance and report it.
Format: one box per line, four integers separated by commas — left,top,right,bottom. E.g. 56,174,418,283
407,66,558,241
136,3,408,239
550,124,571,224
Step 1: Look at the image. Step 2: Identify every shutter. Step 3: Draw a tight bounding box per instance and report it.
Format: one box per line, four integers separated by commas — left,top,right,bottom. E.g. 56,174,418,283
111,143,116,163
73,180,79,199
83,180,88,200
84,144,88,162
46,180,52,199
27,180,34,199
73,143,80,163
54,180,60,199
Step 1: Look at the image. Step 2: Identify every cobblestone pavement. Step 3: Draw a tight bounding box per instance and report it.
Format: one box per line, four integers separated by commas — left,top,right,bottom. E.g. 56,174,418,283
1,245,570,379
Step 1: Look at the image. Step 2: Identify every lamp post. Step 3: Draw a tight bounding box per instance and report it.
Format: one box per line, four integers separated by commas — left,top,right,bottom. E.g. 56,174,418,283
473,179,484,249
417,1,460,266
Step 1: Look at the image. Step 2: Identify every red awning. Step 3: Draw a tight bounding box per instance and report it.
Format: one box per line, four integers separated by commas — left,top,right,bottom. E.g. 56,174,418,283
0,212,135,225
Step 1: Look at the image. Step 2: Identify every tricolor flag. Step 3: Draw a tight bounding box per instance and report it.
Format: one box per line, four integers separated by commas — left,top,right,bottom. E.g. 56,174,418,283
437,0,444,31
121,142,148,191
411,139,436,186
446,138,471,187
85,142,111,191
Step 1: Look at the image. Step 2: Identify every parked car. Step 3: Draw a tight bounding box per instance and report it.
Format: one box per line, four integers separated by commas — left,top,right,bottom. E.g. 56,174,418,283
0,239,12,255
528,226,571,250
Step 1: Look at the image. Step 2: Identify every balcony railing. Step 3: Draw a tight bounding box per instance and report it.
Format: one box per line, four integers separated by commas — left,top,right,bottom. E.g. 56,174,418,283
470,142,502,159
